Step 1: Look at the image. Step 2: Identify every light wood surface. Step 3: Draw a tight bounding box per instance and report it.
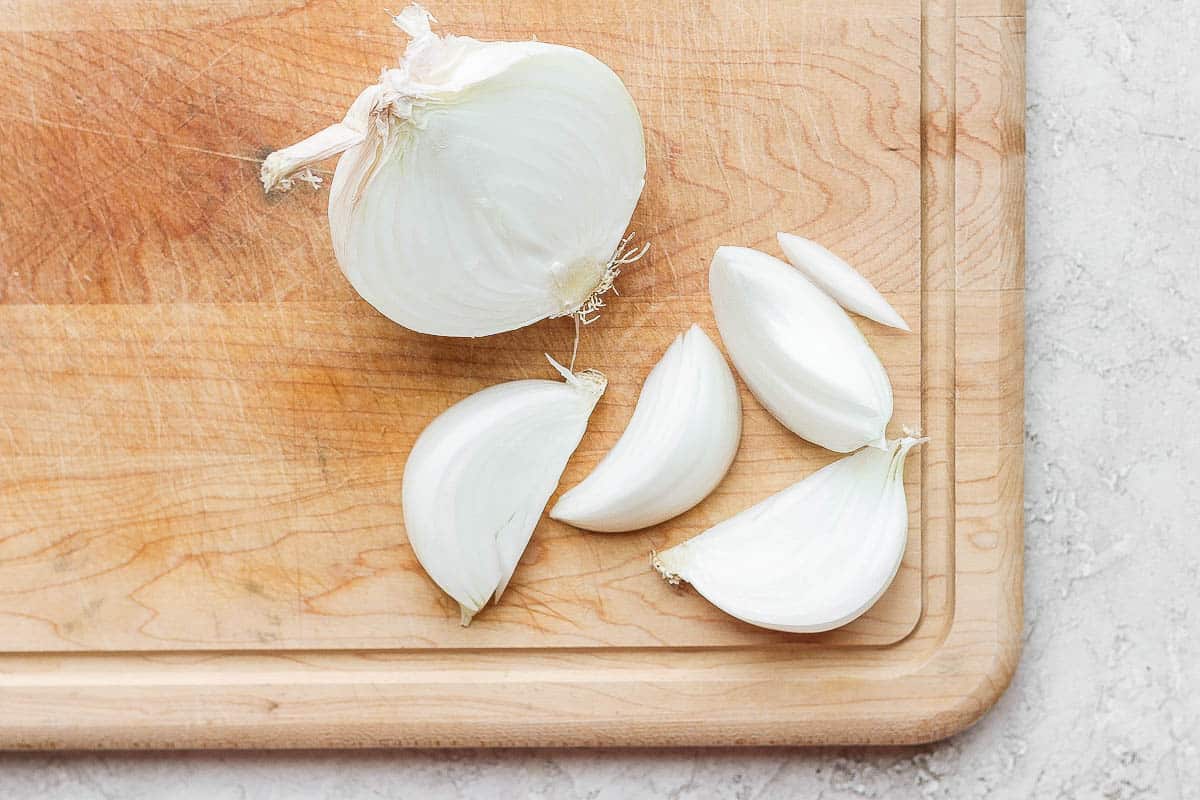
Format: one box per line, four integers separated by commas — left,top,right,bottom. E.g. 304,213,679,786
0,0,1024,746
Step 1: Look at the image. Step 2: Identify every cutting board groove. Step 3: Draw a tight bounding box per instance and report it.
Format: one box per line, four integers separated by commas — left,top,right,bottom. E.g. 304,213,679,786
0,0,1023,747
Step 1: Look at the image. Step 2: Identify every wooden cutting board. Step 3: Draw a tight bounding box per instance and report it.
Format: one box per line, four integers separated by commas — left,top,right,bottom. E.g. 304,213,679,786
0,0,1023,747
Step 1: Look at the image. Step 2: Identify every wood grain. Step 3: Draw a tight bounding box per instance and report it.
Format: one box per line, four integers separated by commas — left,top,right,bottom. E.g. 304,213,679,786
0,0,1023,746
0,301,924,651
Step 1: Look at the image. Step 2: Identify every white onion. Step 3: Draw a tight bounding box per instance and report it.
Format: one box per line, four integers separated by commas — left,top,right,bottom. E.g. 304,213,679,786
777,232,910,331
551,325,742,532
402,357,605,624
654,436,925,633
262,5,647,337
709,245,894,453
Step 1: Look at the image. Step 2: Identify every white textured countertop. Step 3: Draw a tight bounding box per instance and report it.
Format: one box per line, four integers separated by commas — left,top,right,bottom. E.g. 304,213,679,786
3,1,1198,796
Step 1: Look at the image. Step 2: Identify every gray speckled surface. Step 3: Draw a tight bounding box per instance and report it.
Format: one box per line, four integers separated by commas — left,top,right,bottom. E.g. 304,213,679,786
3,1,1199,797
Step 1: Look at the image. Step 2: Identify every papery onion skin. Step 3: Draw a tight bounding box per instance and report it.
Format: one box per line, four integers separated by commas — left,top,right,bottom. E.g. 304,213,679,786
402,359,605,625
777,232,910,332
653,436,925,633
709,246,894,453
550,324,742,532
264,6,647,339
